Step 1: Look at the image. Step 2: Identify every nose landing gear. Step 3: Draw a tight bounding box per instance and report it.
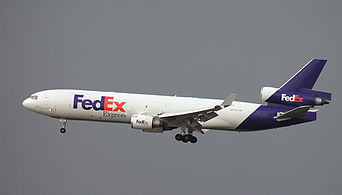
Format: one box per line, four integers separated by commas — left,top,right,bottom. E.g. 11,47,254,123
59,118,67,134
60,128,66,134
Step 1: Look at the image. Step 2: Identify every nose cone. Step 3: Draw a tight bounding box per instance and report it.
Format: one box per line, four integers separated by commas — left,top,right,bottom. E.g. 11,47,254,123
22,98,34,111
22,98,29,108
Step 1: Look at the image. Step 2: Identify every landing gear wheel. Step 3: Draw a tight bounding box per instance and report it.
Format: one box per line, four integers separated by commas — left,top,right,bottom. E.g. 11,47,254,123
175,134,183,141
182,134,191,143
60,128,66,134
59,118,67,134
189,135,197,143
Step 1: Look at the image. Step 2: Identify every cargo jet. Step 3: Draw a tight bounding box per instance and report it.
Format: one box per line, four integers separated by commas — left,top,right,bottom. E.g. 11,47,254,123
22,59,331,143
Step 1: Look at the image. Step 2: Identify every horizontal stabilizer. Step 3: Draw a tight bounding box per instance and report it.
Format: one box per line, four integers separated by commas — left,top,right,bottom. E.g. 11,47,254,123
274,105,311,121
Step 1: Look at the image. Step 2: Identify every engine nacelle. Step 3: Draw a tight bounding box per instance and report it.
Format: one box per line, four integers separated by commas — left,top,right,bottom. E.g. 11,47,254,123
131,114,164,133
261,87,279,102
261,87,329,106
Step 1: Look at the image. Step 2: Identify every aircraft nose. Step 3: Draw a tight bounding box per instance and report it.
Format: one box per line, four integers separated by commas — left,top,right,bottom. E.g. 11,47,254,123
22,98,34,110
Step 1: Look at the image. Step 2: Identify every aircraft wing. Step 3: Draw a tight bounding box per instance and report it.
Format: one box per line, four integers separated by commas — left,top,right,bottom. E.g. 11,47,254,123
159,105,221,121
158,93,236,133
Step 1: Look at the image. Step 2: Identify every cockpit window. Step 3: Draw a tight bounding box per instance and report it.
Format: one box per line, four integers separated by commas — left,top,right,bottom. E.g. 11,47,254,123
30,95,38,100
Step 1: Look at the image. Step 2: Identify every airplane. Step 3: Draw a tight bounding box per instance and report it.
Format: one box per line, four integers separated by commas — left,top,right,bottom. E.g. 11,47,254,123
22,59,331,143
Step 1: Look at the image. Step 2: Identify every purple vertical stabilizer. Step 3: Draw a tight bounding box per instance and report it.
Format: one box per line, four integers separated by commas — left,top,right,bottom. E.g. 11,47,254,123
264,59,331,106
280,59,327,91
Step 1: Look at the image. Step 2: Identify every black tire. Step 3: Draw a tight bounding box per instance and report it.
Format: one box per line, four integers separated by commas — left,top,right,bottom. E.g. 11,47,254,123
175,134,183,141
60,128,66,134
189,136,197,143
182,134,190,143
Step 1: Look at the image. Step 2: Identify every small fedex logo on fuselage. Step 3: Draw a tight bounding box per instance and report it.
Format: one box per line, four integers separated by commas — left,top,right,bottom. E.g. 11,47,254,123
281,94,303,102
73,94,126,112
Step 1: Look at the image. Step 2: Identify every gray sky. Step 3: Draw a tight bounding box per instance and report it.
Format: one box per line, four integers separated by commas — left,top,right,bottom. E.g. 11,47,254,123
1,0,341,194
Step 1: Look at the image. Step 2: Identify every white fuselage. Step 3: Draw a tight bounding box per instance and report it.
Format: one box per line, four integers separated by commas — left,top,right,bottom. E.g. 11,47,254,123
23,89,261,131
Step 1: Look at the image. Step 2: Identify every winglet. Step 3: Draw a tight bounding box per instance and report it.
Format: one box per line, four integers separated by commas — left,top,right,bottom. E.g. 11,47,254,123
221,93,236,107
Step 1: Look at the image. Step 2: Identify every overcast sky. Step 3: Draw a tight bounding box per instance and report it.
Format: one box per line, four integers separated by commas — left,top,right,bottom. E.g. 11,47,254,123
1,0,341,194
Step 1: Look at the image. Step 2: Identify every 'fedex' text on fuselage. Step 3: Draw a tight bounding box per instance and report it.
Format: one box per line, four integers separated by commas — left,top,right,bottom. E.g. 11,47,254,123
281,94,303,102
73,94,126,112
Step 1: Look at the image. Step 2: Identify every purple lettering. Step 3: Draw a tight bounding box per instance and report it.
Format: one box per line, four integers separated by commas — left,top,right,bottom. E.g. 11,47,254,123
93,100,102,111
73,94,126,112
73,94,84,109
100,96,105,110
82,99,93,110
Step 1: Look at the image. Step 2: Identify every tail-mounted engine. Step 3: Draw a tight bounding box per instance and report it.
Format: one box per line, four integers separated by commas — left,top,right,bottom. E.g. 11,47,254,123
261,87,331,106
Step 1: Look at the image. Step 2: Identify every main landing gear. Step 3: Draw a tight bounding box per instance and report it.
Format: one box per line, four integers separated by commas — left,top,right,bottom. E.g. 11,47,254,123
174,124,198,143
175,133,197,143
59,118,67,134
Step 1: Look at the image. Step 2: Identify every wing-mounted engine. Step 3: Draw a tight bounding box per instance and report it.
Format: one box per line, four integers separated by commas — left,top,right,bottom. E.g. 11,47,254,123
261,87,331,106
131,114,172,133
